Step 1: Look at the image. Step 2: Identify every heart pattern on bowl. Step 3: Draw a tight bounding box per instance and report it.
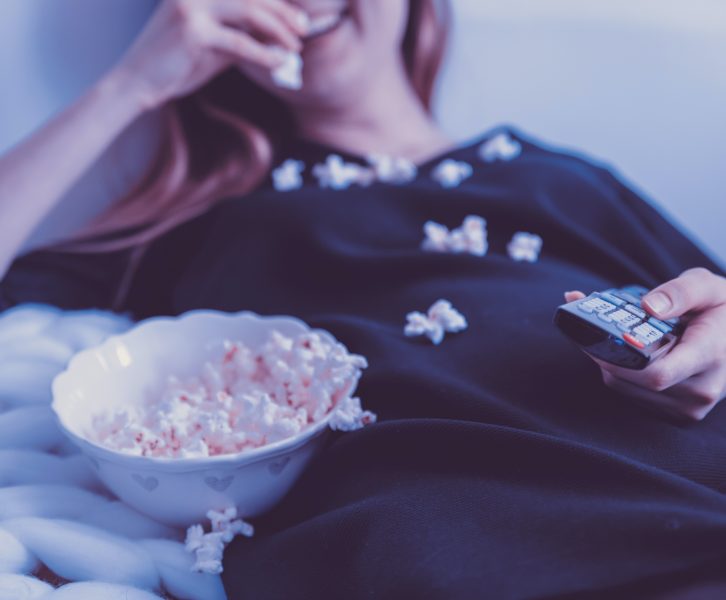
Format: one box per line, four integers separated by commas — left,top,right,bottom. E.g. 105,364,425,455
204,475,234,492
268,456,291,476
132,473,159,492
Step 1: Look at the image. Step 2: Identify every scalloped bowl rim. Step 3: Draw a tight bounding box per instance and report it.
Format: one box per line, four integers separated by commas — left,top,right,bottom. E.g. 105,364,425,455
51,309,350,473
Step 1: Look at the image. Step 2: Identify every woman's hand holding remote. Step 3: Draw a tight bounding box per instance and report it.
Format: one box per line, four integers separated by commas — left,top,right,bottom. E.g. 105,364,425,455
565,267,726,421
112,0,310,112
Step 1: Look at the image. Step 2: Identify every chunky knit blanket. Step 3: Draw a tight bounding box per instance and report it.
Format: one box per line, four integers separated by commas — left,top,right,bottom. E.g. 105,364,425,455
0,304,226,600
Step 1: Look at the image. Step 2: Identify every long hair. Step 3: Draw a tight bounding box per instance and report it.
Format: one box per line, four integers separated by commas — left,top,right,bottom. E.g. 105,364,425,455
54,0,451,255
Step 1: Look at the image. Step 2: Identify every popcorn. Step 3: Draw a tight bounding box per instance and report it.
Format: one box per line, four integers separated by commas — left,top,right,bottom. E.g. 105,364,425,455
479,132,522,163
272,159,305,192
185,506,254,574
405,300,468,345
329,396,377,432
312,155,376,190
431,159,473,188
507,232,543,263
367,154,418,184
422,215,488,257
271,50,303,90
91,330,372,458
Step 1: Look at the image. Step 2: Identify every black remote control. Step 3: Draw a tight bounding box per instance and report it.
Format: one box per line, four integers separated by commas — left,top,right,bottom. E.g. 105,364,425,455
553,285,684,370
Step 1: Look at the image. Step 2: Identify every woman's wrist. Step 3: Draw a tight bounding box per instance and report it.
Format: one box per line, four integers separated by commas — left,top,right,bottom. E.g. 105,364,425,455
96,67,164,121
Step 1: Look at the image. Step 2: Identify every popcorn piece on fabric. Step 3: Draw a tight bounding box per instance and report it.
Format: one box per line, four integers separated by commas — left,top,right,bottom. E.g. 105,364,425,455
271,50,303,90
507,232,543,263
404,300,468,345
479,132,522,163
431,159,473,188
185,507,254,574
91,330,369,458
329,396,377,432
422,215,488,257
367,154,418,185
272,159,305,192
312,155,375,190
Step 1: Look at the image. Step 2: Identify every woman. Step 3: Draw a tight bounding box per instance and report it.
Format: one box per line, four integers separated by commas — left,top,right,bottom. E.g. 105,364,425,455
2,0,726,597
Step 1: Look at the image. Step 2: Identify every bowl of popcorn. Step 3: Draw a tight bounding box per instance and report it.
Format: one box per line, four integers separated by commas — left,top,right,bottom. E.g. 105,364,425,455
51,310,374,528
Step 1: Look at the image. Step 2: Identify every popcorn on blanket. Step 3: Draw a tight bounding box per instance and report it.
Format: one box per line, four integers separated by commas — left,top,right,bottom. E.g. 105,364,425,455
405,300,468,345
422,215,488,257
186,507,254,574
272,159,305,192
507,232,543,263
479,132,522,163
431,159,473,188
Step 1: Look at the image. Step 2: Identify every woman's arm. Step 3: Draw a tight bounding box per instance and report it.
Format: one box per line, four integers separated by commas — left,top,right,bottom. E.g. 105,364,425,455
0,0,308,281
0,71,148,280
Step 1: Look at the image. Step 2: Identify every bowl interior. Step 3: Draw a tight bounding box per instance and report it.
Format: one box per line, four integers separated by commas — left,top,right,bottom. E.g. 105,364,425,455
52,311,333,452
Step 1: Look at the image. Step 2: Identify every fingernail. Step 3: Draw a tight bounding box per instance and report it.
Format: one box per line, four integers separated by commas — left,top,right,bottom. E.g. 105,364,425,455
644,292,671,315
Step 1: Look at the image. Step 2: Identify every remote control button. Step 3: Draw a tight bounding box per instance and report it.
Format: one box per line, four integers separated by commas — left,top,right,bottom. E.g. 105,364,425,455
617,291,641,305
623,333,645,349
578,297,617,314
624,304,647,319
597,311,614,323
648,317,673,334
610,309,641,330
632,323,663,345
599,292,626,306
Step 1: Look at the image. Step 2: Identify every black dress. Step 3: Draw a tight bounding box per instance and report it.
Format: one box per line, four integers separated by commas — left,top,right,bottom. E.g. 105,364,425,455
3,128,726,599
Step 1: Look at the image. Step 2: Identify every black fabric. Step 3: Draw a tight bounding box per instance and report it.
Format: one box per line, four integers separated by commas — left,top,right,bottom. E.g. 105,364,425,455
2,127,726,598
0,246,132,312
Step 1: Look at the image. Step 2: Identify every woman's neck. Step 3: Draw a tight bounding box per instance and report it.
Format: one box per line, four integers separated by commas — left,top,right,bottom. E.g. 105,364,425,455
290,59,452,165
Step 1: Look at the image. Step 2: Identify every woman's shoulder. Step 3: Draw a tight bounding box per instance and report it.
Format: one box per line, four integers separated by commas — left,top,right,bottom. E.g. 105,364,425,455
453,125,617,182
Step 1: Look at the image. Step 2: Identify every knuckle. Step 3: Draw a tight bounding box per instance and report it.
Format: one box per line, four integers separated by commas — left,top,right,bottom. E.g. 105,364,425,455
684,400,718,421
169,0,192,23
643,365,674,392
683,266,713,280
695,383,724,406
683,407,708,422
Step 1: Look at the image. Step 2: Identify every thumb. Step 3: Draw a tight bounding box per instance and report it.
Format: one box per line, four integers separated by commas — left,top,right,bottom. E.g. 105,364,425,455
642,267,726,320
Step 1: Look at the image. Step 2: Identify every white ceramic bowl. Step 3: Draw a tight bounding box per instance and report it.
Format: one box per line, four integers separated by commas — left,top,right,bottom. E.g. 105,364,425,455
51,310,358,528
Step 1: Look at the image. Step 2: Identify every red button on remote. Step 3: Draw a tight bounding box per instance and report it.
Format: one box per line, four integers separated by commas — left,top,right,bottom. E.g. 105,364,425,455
623,333,645,349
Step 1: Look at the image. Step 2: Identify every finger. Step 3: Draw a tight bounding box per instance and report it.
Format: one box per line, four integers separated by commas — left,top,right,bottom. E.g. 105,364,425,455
241,6,302,51
600,369,708,422
589,334,711,392
669,366,726,409
207,26,287,69
264,0,311,36
564,290,587,302
642,267,726,320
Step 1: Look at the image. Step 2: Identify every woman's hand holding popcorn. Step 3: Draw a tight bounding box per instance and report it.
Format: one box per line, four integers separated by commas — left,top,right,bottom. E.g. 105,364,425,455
112,0,309,111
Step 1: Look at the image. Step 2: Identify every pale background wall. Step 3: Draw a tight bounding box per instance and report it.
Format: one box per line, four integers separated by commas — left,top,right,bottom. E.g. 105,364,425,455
1,0,724,266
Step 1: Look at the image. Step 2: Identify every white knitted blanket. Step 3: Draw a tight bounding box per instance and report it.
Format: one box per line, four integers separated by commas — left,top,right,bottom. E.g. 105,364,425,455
0,304,226,600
